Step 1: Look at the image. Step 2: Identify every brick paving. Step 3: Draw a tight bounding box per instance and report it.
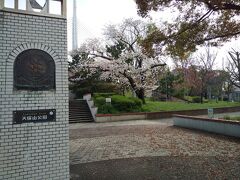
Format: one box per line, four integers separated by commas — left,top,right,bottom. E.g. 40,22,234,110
69,120,240,179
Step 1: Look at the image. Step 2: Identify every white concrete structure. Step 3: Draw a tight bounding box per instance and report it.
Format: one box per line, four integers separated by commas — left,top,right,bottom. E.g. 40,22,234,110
174,115,240,138
83,94,98,121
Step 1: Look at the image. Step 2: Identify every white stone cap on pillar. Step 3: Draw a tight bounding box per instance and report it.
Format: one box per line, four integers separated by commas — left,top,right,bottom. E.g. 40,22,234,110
0,0,67,18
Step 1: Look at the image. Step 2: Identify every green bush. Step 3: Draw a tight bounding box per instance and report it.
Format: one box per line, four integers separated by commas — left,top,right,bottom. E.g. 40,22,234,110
98,104,118,114
223,115,240,121
94,96,106,107
223,96,229,101
223,115,231,120
192,96,201,103
94,95,142,114
173,89,185,99
129,97,142,108
111,95,142,112
203,99,208,103
184,96,193,102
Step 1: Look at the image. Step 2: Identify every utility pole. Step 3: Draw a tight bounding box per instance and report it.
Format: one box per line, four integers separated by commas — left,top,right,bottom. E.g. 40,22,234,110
72,0,78,50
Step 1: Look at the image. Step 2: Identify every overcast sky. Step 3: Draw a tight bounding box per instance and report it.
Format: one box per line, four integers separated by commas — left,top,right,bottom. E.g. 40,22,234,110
66,0,240,69
67,0,140,50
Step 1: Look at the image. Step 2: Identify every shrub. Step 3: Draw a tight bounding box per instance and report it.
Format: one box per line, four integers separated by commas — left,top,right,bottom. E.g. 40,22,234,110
94,95,142,113
129,97,142,108
223,115,240,121
98,104,118,114
111,95,142,112
223,96,229,101
223,115,231,120
94,96,106,107
173,89,185,99
192,96,201,103
203,99,208,103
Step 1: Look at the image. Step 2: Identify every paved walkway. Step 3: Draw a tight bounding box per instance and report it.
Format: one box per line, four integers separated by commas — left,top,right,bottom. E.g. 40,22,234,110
70,119,240,180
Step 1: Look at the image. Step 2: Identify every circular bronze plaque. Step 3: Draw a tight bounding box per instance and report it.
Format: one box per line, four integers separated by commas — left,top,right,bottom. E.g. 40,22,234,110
14,49,55,91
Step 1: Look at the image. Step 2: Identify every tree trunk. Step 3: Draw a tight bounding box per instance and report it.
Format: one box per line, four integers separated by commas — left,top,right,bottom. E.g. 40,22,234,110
200,81,204,104
135,88,145,104
122,71,146,103
200,93,203,104
122,88,125,96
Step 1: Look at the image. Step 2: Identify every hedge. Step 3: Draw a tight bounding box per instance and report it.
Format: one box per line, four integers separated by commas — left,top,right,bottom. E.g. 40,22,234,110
94,95,142,113
111,95,142,113
192,96,201,103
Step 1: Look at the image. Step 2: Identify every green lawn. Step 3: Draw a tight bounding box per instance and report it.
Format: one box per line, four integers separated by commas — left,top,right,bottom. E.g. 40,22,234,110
142,100,240,112
223,115,240,122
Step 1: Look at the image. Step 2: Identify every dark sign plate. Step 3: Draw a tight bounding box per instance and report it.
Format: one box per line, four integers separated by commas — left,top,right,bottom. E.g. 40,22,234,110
13,109,56,124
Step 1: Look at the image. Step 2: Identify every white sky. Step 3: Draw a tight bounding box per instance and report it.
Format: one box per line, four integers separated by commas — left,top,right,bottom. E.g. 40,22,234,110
67,0,140,50
66,0,239,69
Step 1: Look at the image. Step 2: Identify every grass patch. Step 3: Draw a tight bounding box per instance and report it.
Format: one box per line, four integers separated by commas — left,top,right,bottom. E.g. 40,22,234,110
94,94,240,114
223,115,240,122
142,100,240,112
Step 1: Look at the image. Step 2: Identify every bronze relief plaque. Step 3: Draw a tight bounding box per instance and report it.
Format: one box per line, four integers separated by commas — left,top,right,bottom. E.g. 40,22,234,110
14,49,55,91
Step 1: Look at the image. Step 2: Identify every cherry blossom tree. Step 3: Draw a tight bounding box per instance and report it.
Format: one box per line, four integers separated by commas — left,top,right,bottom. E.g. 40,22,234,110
69,19,166,103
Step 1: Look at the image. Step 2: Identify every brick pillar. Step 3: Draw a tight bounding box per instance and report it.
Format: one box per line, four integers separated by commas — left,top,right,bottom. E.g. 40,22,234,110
0,10,69,179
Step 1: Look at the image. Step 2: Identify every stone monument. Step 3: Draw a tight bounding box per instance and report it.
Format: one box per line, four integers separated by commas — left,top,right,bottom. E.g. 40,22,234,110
0,0,69,179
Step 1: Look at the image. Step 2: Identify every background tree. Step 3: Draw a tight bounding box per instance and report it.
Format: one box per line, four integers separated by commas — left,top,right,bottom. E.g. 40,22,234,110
194,48,217,103
157,69,181,100
69,19,166,103
227,49,240,88
177,65,201,97
135,0,240,58
173,55,197,97
222,77,234,101
207,70,230,100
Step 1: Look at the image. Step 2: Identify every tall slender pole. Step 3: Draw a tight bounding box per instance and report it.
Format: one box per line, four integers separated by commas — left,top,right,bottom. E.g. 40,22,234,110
46,0,49,14
0,0,4,9
72,0,78,50
14,0,18,9
62,0,67,17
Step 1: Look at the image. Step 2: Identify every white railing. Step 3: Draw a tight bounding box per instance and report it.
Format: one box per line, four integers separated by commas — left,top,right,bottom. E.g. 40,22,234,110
0,0,67,17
